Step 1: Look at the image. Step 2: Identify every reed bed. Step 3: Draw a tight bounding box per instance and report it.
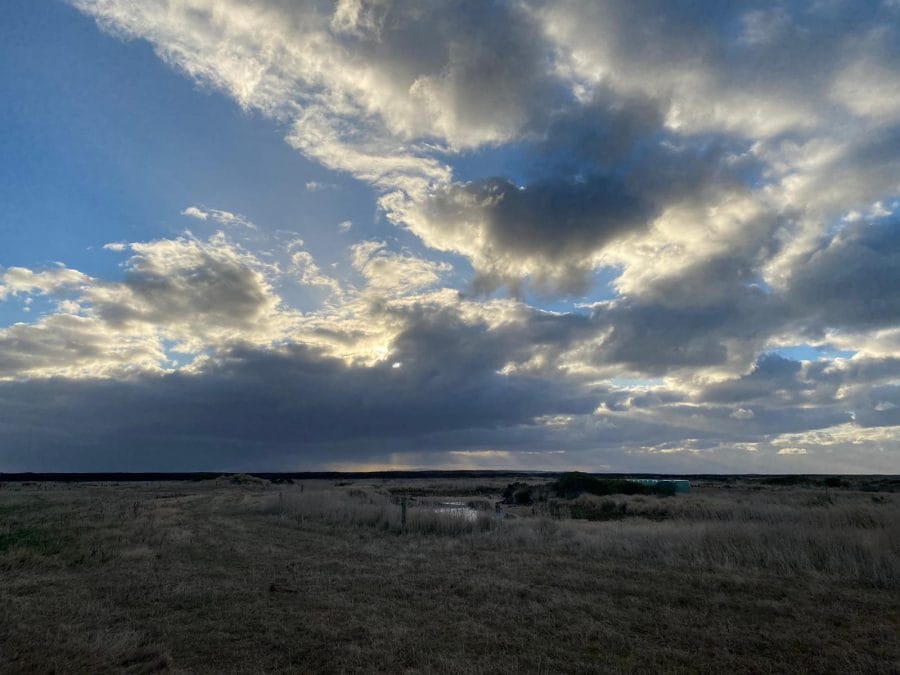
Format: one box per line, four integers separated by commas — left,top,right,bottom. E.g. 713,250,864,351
252,482,899,587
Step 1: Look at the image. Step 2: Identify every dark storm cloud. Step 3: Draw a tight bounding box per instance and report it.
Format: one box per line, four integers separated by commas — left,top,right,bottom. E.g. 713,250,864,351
418,130,762,293
700,353,805,404
787,220,900,332
530,89,664,173
424,174,648,293
827,357,900,386
0,305,600,470
853,384,900,427
584,284,780,375
90,238,277,330
695,353,900,429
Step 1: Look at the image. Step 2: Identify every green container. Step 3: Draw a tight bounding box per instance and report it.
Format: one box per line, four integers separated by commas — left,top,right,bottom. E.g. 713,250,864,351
627,478,691,493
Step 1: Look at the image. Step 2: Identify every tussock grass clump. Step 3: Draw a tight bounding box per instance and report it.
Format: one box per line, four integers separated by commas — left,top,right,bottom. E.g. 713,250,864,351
498,516,899,587
496,489,900,588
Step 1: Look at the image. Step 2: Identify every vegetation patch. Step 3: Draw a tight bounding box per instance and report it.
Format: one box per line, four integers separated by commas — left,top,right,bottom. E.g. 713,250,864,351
501,482,542,505
553,472,676,498
762,475,852,489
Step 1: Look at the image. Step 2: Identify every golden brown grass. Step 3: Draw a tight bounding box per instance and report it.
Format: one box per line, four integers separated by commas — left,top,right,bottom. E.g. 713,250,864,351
1,478,898,673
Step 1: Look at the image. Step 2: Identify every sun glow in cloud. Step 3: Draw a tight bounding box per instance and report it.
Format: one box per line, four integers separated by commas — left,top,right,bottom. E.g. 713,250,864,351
0,0,899,472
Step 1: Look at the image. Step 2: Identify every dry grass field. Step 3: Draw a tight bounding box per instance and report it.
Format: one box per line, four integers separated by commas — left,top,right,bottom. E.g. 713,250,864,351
1,475,898,673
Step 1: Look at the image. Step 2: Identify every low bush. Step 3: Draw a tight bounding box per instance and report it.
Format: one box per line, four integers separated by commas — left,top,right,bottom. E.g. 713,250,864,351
513,486,533,505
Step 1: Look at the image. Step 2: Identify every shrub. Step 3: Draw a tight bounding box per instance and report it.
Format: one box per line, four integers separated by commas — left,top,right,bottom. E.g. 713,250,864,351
502,482,526,501
513,486,533,505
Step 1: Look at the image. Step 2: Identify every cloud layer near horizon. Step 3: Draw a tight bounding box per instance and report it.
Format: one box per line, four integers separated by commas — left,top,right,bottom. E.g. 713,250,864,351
1,0,899,472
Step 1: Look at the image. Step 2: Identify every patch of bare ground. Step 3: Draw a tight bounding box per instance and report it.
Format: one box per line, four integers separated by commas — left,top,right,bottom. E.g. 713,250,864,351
1,478,897,673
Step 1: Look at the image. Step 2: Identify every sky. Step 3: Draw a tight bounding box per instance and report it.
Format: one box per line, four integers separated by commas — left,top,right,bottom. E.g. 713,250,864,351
1,0,899,473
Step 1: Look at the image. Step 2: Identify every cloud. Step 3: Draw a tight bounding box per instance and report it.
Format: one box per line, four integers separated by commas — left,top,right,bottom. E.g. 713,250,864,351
776,447,808,456
0,313,164,379
289,248,343,296
784,220,900,332
739,8,791,46
305,181,336,191
700,353,805,405
87,233,280,339
568,289,777,379
350,241,451,295
0,231,302,379
181,205,257,229
773,423,900,451
4,0,895,471
0,303,602,469
402,174,650,293
0,266,91,301
0,254,895,470
72,0,900,295
392,97,763,293
181,206,208,220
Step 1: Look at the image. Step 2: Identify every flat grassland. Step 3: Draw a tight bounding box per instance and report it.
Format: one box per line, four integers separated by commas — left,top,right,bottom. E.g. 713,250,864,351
1,475,898,673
